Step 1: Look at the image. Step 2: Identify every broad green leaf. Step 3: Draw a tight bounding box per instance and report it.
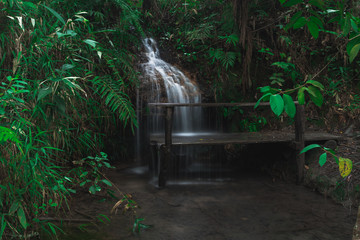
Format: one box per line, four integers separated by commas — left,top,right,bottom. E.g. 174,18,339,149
270,94,284,116
294,17,307,29
309,0,325,9
84,39,98,48
351,19,359,33
89,185,96,194
308,86,323,107
283,94,296,118
347,35,360,55
37,86,52,101
300,144,321,154
101,179,112,186
260,86,271,93
254,93,272,109
309,16,323,28
319,152,327,167
42,5,66,25
279,0,287,4
307,21,319,39
285,11,303,30
307,80,324,90
17,206,27,229
9,201,19,215
284,0,302,7
349,43,360,63
342,14,351,36
338,157,352,177
297,87,306,105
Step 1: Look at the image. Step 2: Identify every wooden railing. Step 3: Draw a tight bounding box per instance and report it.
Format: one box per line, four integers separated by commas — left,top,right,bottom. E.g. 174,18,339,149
148,102,305,187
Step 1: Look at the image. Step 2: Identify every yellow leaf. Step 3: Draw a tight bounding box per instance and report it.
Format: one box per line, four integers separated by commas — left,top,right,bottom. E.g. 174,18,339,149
338,157,352,178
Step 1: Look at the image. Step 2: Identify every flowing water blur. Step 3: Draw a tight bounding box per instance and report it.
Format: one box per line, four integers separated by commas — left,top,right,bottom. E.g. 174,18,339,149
137,38,222,183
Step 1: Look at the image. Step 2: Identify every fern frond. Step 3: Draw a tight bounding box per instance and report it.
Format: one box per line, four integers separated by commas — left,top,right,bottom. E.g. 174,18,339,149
186,23,214,43
91,77,137,130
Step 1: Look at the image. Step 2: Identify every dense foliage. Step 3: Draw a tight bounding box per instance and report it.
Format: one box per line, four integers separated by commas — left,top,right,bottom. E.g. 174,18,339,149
1,0,360,238
0,0,142,238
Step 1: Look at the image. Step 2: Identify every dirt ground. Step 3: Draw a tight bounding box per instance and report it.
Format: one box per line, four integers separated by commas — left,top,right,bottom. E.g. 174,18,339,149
58,165,356,240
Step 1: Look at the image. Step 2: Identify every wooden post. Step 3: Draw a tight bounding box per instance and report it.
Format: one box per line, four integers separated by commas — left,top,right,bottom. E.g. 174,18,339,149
158,106,174,188
295,104,305,184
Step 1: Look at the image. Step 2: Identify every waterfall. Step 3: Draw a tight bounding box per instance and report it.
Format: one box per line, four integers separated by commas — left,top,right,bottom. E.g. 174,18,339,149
137,38,225,184
140,38,202,134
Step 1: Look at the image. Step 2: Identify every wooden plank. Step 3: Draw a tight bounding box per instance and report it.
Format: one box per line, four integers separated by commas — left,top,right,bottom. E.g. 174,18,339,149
150,131,343,146
149,101,297,108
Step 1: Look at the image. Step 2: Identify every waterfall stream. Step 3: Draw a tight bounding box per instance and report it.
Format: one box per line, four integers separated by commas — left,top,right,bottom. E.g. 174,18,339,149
137,38,223,183
141,38,202,134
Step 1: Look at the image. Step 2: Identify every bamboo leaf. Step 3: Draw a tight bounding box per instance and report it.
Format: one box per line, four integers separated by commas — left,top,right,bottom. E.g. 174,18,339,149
17,206,27,229
37,87,52,101
101,179,112,186
84,39,98,48
300,144,321,154
0,215,6,240
42,4,66,25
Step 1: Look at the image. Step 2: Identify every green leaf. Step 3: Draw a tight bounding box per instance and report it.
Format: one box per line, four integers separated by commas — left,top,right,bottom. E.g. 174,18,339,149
260,86,271,93
0,215,6,240
309,16,324,28
101,179,112,186
42,5,66,25
254,93,272,109
285,11,303,30
297,87,306,105
84,39,98,48
270,94,284,116
308,86,323,107
307,21,319,39
89,185,96,194
284,0,302,7
349,43,360,63
294,17,307,29
37,86,52,101
309,0,325,9
319,152,327,167
17,206,27,229
306,80,324,90
283,94,296,118
9,202,19,215
300,144,321,154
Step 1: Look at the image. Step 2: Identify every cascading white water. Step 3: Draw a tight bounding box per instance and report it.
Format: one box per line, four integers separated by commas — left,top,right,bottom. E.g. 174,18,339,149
140,38,202,134
137,38,227,183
